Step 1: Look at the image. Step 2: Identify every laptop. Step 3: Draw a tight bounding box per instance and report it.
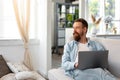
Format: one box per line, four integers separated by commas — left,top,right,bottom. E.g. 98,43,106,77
78,50,108,70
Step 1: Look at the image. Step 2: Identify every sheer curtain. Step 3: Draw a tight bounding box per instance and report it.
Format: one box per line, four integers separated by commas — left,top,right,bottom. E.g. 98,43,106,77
13,0,33,70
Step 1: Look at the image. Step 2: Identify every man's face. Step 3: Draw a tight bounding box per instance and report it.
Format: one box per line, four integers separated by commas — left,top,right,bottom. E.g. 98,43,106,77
73,22,86,41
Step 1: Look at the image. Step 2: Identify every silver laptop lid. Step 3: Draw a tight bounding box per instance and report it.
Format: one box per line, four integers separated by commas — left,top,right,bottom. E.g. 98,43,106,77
78,50,108,70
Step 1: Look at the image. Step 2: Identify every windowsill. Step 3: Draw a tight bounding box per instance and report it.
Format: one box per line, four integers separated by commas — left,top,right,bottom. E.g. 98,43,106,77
97,34,120,36
0,39,39,46
87,33,120,39
95,34,120,39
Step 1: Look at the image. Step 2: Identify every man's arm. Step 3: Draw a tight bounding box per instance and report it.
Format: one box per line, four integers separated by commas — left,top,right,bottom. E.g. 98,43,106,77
61,43,76,71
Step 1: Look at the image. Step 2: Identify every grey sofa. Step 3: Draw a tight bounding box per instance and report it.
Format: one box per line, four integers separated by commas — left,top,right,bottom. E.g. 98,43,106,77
48,38,120,80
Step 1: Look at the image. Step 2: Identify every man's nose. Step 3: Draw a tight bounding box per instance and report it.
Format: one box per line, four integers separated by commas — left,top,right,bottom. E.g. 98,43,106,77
73,30,76,35
74,29,77,33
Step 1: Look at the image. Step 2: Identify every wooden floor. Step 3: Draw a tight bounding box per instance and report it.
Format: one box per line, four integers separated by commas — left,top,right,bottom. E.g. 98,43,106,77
52,48,63,68
52,54,62,68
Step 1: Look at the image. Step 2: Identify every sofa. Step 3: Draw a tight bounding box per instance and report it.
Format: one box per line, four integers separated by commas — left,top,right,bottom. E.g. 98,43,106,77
48,37,120,80
0,54,46,80
0,45,45,80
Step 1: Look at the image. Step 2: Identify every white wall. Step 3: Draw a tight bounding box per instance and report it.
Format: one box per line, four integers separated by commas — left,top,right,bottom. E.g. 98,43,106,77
0,0,3,37
0,39,40,69
79,0,85,18
36,0,52,78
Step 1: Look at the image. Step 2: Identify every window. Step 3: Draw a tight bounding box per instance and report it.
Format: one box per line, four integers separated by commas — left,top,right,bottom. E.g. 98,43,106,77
84,0,120,35
0,0,36,39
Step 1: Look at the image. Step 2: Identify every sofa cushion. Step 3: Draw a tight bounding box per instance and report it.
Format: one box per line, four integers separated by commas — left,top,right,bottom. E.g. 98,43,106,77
48,68,74,80
0,73,15,80
15,71,45,80
15,71,37,80
48,68,120,80
7,62,30,73
0,55,12,78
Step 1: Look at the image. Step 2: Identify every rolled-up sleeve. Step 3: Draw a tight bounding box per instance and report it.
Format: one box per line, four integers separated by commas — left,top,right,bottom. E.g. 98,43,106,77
95,41,106,51
61,43,75,70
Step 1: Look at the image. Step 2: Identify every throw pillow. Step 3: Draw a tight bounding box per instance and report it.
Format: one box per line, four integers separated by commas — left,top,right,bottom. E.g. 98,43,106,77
7,62,30,73
0,55,12,78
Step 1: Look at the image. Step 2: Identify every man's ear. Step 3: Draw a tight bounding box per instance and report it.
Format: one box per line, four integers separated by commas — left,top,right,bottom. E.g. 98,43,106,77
83,27,87,33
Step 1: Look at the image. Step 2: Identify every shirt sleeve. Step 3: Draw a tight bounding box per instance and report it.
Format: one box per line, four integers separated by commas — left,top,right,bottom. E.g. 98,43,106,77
61,43,76,70
94,41,106,51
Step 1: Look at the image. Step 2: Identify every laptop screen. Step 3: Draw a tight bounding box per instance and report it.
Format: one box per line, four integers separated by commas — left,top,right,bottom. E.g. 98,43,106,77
78,50,108,70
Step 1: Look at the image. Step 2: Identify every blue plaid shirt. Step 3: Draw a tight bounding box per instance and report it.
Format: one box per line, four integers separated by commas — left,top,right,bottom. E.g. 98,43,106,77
61,38,106,78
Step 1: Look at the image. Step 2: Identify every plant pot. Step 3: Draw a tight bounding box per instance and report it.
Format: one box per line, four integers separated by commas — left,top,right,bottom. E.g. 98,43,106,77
91,27,98,36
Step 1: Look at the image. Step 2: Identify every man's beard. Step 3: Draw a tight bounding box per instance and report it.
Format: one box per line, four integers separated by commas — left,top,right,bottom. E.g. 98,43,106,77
73,31,83,41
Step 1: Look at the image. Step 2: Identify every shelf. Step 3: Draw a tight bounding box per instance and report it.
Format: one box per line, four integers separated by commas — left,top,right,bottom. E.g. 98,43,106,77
55,3,79,53
58,28,65,29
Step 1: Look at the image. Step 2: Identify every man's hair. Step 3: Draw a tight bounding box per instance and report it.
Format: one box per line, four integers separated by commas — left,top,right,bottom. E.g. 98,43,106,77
74,18,88,29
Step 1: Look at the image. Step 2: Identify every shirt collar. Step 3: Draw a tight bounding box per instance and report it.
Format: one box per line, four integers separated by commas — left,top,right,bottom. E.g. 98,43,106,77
74,37,91,46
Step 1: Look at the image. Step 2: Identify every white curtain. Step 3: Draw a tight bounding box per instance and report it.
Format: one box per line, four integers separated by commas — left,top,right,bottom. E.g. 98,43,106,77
13,0,33,70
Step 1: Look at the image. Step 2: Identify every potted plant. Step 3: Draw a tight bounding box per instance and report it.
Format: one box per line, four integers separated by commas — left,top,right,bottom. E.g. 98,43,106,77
91,14,102,36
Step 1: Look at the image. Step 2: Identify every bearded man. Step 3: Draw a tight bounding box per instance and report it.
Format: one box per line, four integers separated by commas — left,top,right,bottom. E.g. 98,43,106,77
61,18,117,80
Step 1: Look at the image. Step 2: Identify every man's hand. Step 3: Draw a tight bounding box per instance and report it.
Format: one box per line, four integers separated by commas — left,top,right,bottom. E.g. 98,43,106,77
74,62,78,68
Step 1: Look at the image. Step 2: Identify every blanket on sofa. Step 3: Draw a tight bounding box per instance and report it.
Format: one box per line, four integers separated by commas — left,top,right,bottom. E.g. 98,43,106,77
70,68,117,80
